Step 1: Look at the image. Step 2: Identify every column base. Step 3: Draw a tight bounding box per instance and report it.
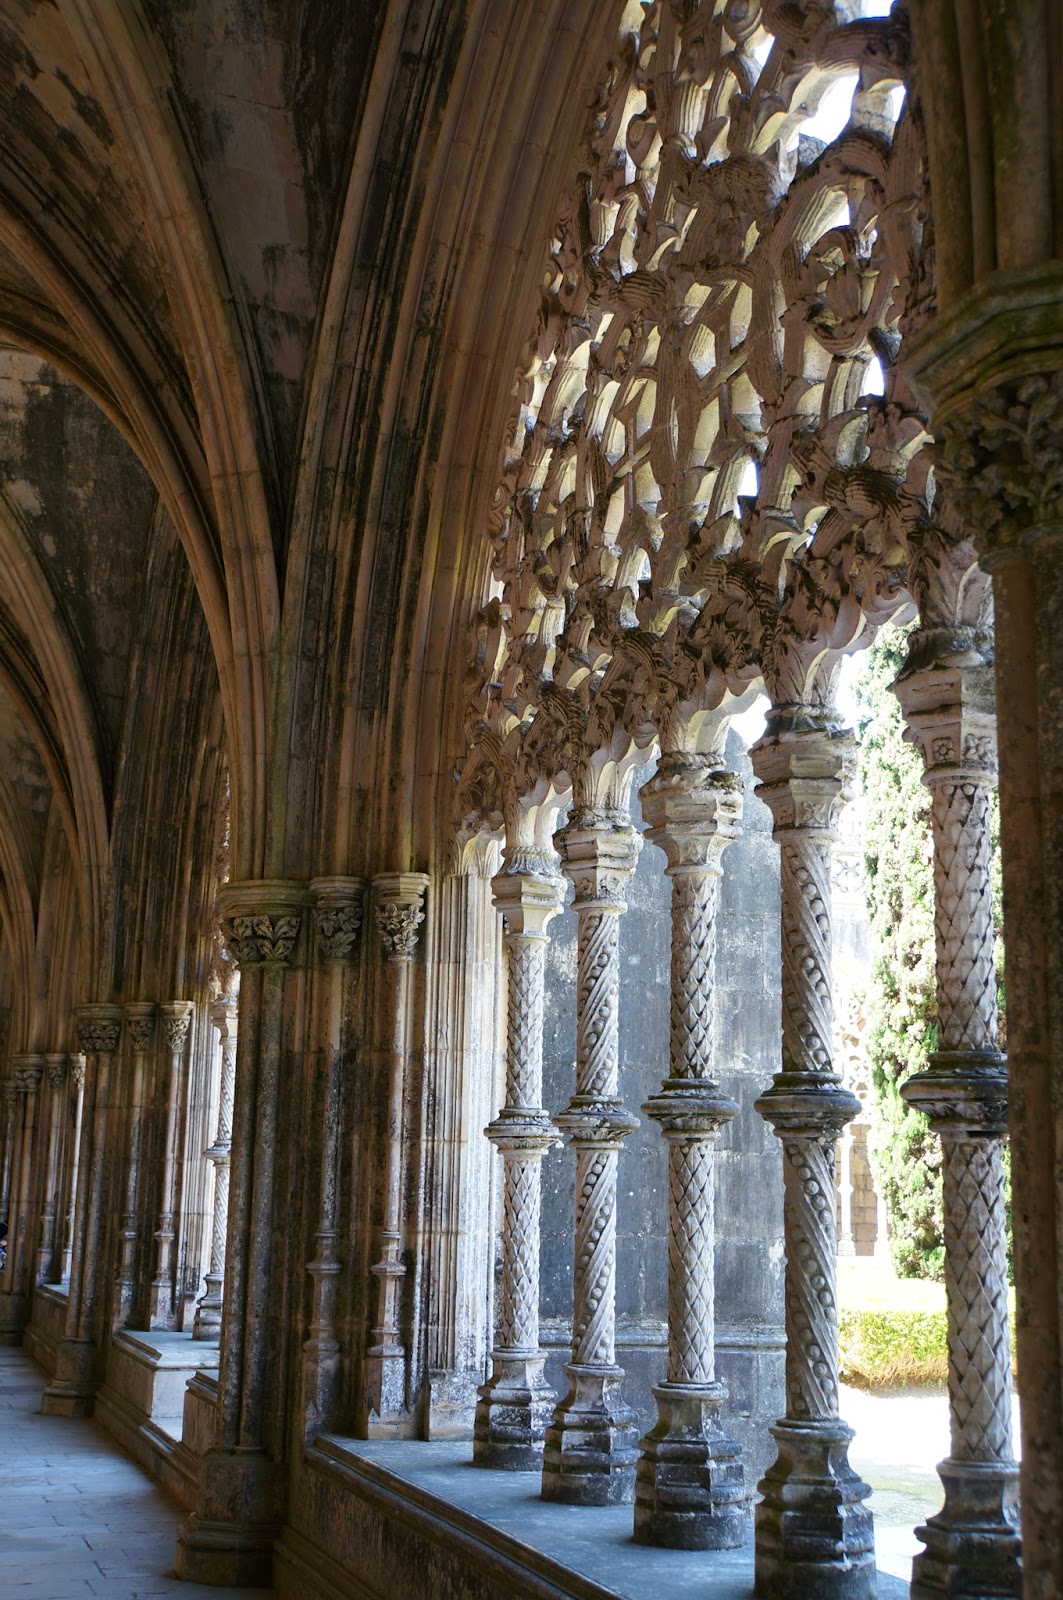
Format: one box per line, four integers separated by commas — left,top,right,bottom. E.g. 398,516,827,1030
473,1350,554,1470
174,1448,278,1588
41,1338,99,1415
192,1303,222,1341
754,1418,875,1600
911,1458,1021,1598
364,1345,410,1434
633,1381,746,1550
541,1363,639,1506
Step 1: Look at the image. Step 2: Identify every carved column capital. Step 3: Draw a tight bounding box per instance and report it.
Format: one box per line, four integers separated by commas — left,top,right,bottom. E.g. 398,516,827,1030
45,1053,67,1090
68,1057,86,1091
491,847,565,941
310,875,365,963
638,753,743,874
373,872,430,961
74,1004,123,1056
749,715,854,839
124,1003,156,1053
0,1078,18,1112
209,997,239,1041
10,1053,44,1092
894,653,997,787
217,880,307,966
159,1002,193,1052
554,809,641,910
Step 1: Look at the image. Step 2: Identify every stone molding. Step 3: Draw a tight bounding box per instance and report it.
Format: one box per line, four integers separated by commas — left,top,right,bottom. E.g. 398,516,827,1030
10,1053,44,1092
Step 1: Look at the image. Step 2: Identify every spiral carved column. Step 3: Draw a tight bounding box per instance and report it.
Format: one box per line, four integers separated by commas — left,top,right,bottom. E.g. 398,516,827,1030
633,755,746,1548
301,876,363,1430
113,1006,154,1327
193,997,238,1341
474,850,564,1468
43,1006,121,1416
541,811,640,1506
148,1002,193,1328
38,1055,69,1284
895,656,1021,1597
750,717,874,1600
365,871,429,1431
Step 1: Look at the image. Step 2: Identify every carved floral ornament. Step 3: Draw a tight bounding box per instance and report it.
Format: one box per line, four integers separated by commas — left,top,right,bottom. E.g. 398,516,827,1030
74,1013,122,1056
220,912,302,967
457,0,984,825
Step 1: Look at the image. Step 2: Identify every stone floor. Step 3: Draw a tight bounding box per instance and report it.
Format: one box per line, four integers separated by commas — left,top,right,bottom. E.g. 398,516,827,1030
0,1346,269,1600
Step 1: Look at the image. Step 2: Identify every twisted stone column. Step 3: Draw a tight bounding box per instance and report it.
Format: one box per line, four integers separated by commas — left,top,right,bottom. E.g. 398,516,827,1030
541,811,640,1506
113,1007,154,1327
750,716,874,1600
193,997,238,1341
633,755,746,1548
43,1007,121,1416
301,876,363,1429
365,871,429,1430
474,849,564,1469
37,1055,69,1283
148,1002,193,1328
896,657,1021,1596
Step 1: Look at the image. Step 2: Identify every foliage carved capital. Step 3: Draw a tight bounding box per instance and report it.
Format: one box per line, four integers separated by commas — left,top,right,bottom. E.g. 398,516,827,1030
373,872,430,962
74,1005,123,1056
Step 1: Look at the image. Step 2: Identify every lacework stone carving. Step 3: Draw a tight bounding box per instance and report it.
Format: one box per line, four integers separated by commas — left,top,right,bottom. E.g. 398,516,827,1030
936,372,1063,556
476,858,563,1469
542,815,640,1507
781,1133,841,1422
779,836,834,1075
930,781,998,1052
942,1133,1012,1463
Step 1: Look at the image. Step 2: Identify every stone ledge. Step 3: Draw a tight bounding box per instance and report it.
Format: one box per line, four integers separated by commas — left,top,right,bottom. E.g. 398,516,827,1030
298,1436,908,1600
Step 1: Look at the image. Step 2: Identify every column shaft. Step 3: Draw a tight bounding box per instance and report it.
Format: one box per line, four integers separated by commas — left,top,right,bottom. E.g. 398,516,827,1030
541,812,640,1506
751,718,874,1600
148,1004,192,1328
475,853,562,1469
193,999,237,1340
896,659,1020,1596
633,755,746,1548
37,1057,68,1283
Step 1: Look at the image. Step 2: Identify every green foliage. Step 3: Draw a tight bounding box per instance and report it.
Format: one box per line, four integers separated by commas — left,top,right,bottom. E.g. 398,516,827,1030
854,624,942,1279
839,1305,1018,1389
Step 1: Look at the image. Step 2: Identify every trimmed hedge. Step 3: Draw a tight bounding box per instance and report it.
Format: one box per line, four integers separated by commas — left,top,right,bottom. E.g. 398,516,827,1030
839,1308,1018,1389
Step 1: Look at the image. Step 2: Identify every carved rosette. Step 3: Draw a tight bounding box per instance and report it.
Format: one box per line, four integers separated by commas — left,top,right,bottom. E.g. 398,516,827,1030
541,812,641,1508
895,658,1021,1596
311,875,364,963
633,757,745,1548
750,718,874,1598
475,853,564,1470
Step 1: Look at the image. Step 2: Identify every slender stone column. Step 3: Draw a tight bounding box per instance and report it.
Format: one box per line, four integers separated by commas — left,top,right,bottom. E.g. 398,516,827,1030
37,1055,69,1283
474,849,564,1468
541,810,640,1506
0,1078,18,1236
177,881,304,1587
148,1001,193,1328
60,1056,85,1283
5,1056,43,1294
113,1007,154,1327
43,1006,122,1415
302,876,363,1429
365,871,429,1430
193,997,238,1341
633,755,746,1548
895,655,1021,1596
750,715,874,1600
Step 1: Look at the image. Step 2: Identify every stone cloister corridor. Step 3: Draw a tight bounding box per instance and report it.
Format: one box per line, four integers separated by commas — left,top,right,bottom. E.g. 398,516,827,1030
0,2,1059,1598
